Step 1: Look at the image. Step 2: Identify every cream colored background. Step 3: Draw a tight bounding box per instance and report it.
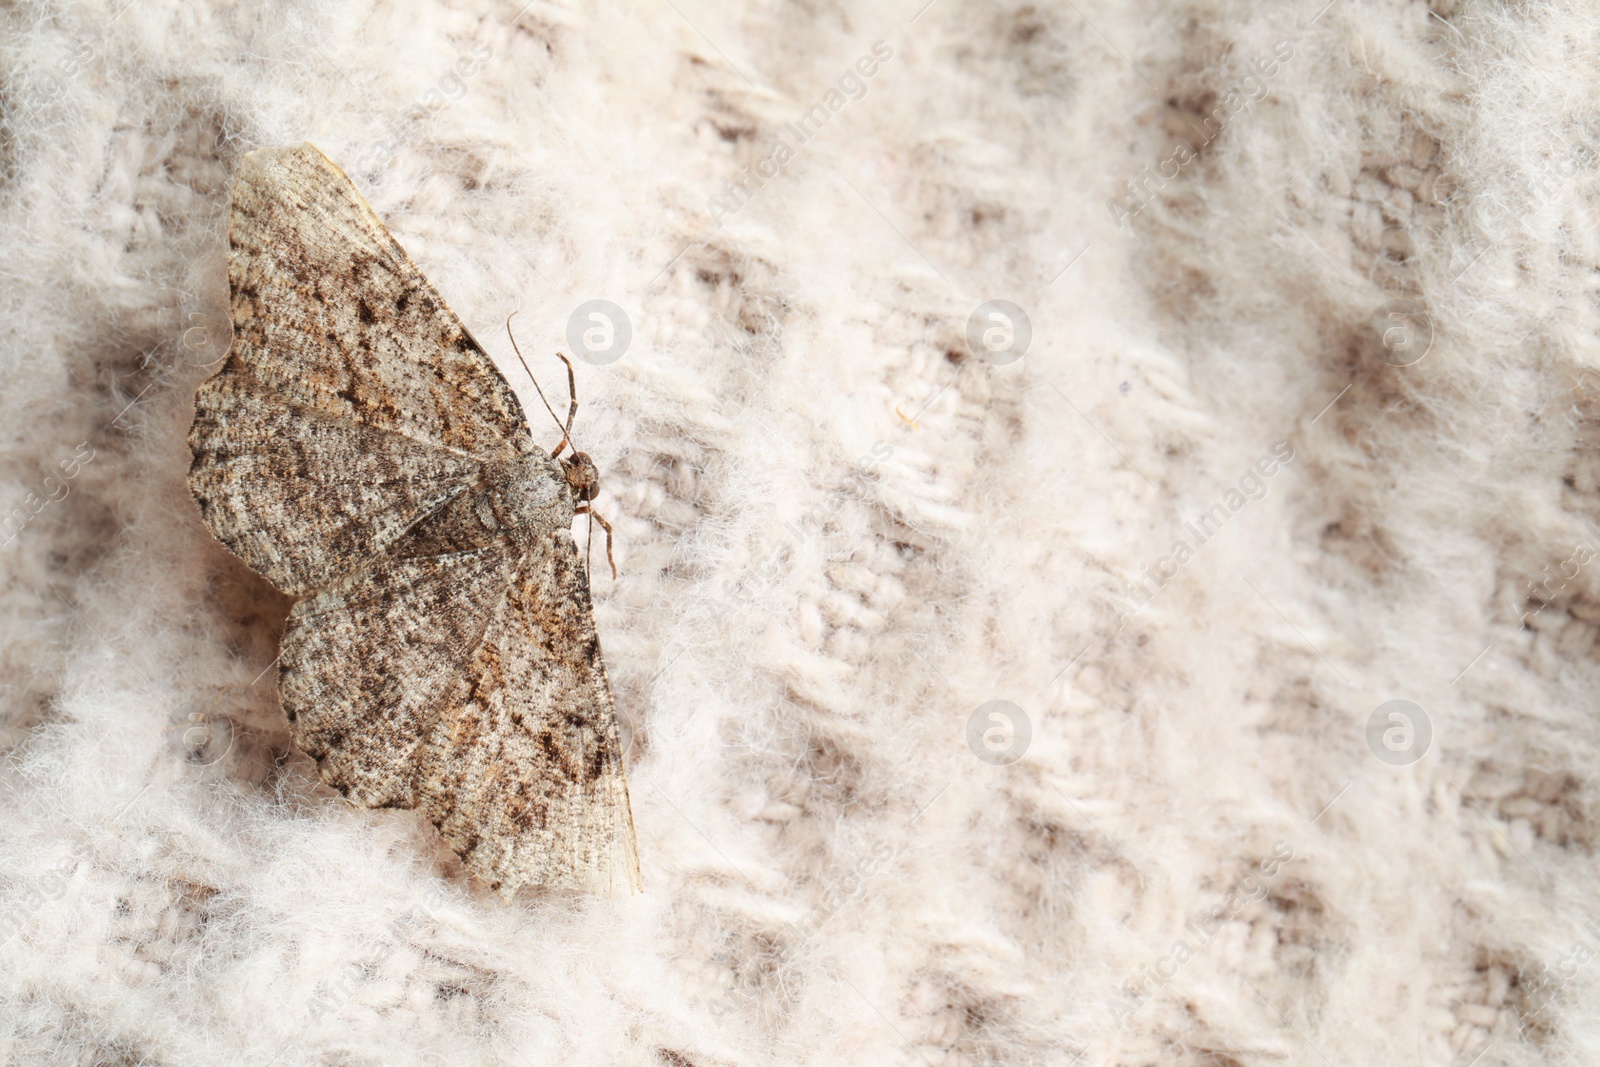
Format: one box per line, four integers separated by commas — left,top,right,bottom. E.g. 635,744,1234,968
2,0,1598,1063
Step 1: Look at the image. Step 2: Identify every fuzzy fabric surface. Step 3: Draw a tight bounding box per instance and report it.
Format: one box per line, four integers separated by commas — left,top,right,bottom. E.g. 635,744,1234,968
4,0,1600,1064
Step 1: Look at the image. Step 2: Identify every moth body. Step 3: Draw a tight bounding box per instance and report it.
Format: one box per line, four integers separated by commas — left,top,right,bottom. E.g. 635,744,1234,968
483,452,573,549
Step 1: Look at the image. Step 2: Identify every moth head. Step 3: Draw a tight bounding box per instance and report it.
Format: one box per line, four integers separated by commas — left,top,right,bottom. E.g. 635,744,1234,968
562,451,600,502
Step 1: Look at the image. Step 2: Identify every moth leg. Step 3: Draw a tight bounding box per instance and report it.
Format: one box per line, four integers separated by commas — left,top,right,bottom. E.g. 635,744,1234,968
555,352,580,434
545,354,582,456
574,505,617,580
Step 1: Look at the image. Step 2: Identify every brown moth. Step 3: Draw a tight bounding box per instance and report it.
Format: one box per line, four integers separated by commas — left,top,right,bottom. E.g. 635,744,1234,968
187,142,640,896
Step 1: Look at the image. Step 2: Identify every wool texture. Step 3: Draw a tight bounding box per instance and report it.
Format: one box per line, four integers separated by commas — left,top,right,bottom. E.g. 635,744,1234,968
2,0,1599,1064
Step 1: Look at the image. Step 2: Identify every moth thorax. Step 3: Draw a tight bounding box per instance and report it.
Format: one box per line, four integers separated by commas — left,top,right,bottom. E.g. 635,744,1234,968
483,454,570,537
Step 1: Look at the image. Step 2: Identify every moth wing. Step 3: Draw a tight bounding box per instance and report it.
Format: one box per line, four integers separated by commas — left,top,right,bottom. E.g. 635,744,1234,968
281,541,520,806
189,141,535,594
281,521,640,896
220,141,533,456
188,376,484,596
418,532,641,897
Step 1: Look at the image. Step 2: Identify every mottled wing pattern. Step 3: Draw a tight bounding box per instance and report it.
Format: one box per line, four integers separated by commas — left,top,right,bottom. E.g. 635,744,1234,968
189,141,534,594
280,530,640,896
188,374,483,596
280,544,518,807
190,141,640,897
220,142,532,456
417,533,640,895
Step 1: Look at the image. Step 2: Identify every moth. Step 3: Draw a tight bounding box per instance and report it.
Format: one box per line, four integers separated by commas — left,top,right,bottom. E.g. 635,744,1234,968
187,143,640,896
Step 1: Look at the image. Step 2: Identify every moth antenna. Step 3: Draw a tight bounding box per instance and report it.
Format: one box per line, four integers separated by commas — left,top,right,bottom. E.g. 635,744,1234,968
505,313,571,455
